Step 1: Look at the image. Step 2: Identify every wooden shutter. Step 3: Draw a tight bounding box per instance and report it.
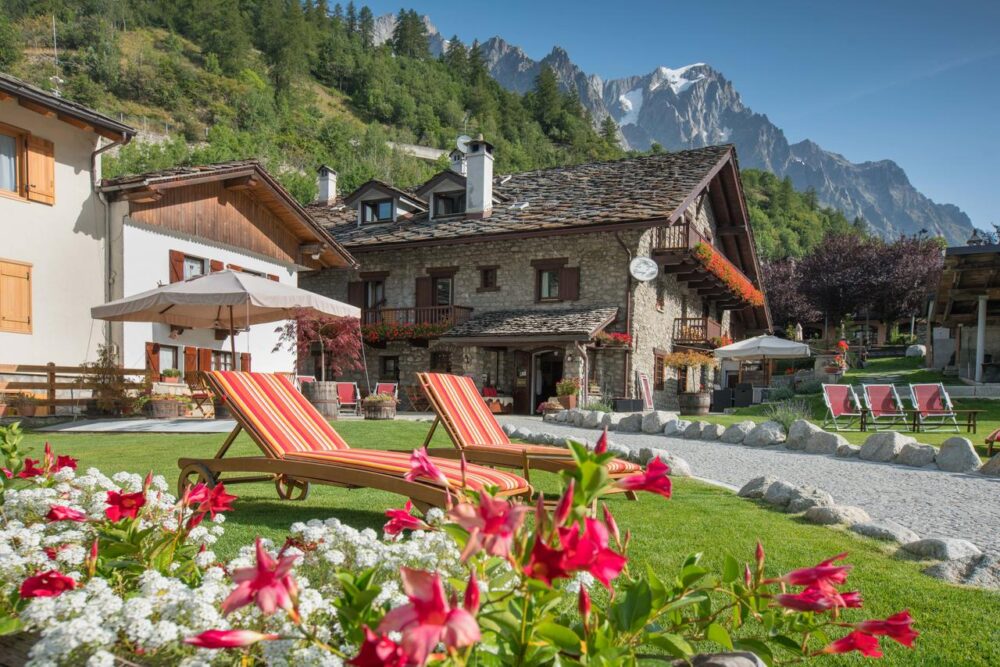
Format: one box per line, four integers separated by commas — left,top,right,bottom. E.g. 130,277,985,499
347,281,364,308
209,259,224,273
240,352,251,372
25,135,55,205
198,348,213,372
183,346,198,384
415,276,433,308
0,261,32,333
227,263,243,272
559,267,580,301
168,250,185,283
266,274,279,282
653,355,664,390
145,342,160,378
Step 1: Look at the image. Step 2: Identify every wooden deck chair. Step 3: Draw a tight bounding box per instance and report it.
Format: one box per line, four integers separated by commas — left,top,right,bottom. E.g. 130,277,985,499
373,382,398,400
177,371,530,512
861,384,907,431
416,372,643,496
335,382,361,415
821,384,862,431
404,384,431,412
909,383,959,432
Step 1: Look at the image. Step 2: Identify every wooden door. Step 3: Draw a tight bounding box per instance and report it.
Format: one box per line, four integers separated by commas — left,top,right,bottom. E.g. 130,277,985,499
512,350,532,415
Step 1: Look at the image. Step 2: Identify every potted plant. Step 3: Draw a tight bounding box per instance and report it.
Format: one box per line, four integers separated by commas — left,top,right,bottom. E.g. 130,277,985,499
594,331,632,348
146,393,182,419
362,393,397,420
11,394,37,418
555,378,580,410
537,399,563,415
161,368,182,384
662,350,718,415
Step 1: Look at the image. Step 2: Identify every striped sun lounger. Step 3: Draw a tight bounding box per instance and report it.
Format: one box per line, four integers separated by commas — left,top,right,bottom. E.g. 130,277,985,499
416,372,642,495
177,371,530,512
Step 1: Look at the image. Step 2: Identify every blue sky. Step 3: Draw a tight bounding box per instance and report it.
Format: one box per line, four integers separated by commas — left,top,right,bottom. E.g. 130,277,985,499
363,0,999,230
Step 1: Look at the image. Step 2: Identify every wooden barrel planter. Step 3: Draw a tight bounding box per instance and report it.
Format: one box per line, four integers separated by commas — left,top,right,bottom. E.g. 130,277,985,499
302,381,339,420
677,392,711,416
147,399,180,419
363,401,397,420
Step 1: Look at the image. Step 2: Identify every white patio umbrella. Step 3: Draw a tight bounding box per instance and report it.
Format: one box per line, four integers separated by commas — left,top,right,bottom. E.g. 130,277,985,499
713,334,811,386
92,270,360,361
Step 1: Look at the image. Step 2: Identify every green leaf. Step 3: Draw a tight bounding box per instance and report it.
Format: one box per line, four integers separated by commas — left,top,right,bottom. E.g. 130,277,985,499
771,634,804,656
706,623,733,650
611,579,653,633
647,633,694,658
535,622,581,651
0,616,21,636
734,639,774,666
722,554,740,583
679,564,710,587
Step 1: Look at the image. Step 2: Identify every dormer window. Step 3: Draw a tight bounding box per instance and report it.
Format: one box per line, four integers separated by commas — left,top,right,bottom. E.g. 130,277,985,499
362,198,394,223
433,191,466,217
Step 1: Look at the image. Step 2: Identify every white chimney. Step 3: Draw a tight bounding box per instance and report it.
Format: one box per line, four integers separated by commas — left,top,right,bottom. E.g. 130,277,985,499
316,165,337,205
448,148,467,176
465,135,493,218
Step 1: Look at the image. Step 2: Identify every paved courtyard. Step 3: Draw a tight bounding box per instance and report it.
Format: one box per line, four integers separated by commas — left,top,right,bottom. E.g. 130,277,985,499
500,416,1000,555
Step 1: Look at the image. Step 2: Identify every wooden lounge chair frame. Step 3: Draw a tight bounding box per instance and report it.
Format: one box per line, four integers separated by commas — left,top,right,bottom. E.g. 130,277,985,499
404,384,431,412
861,384,907,431
821,384,862,431
908,383,959,432
177,372,530,512
415,372,641,498
336,381,362,415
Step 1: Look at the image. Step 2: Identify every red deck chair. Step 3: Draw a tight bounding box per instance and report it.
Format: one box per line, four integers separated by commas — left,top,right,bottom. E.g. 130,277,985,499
861,384,907,431
909,383,959,432
822,384,862,431
335,382,361,415
372,382,398,400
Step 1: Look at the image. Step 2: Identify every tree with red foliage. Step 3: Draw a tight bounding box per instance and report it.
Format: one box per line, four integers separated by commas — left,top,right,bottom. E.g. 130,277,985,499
274,309,362,380
797,233,881,325
761,258,821,330
867,236,944,324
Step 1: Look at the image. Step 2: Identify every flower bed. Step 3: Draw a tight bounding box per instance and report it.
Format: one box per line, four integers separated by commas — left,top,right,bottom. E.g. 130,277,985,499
361,321,453,344
692,242,766,307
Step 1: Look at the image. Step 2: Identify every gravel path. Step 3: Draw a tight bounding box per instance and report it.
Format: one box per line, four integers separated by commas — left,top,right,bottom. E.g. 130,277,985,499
499,416,1000,555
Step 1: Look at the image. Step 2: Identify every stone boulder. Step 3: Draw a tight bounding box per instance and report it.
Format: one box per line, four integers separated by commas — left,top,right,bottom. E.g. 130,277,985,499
935,437,981,473
510,427,534,441
738,475,778,499
851,520,920,544
860,431,915,462
554,410,569,423
701,423,726,440
905,344,927,358
786,485,835,513
786,420,823,451
542,412,557,423
600,412,624,431
570,410,588,427
684,652,766,667
836,442,861,458
924,554,1000,589
662,419,692,436
616,413,643,433
607,442,632,459
902,537,982,561
744,421,786,447
683,421,708,439
804,505,871,526
804,431,848,456
896,442,937,467
582,410,604,429
980,453,1000,477
502,423,517,436
721,420,756,444
762,480,798,508
642,410,677,434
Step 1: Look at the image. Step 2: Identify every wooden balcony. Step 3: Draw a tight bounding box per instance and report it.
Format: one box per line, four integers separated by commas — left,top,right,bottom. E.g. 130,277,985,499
672,317,723,346
361,305,473,327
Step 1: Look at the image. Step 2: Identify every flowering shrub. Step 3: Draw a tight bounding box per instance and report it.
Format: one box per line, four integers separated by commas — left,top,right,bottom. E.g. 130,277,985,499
594,331,633,347
710,334,735,348
361,321,453,343
556,377,581,396
693,242,766,307
661,350,719,370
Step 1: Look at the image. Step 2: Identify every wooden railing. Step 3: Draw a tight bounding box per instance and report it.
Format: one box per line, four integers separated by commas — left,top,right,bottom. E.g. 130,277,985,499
652,220,705,251
672,317,723,345
361,305,474,327
0,363,147,412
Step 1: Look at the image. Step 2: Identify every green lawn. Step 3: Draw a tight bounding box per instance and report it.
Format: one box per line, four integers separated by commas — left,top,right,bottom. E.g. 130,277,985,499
20,421,1000,665
841,356,950,386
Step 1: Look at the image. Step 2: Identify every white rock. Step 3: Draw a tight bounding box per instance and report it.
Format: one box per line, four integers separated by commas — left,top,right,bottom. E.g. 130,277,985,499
582,410,604,429
616,413,643,432
738,475,778,499
642,410,677,434
896,442,937,467
860,431,915,462
721,420,755,444
600,412,623,430
804,505,871,525
542,412,557,423
786,420,823,451
502,423,517,435
607,442,632,459
511,427,533,441
683,421,709,439
701,423,726,440
744,421,786,447
925,554,1000,589
786,486,835,513
763,480,798,508
662,419,691,436
851,520,920,544
836,442,861,457
804,431,847,456
905,344,927,357
979,453,1000,477
935,437,981,473
554,410,569,423
635,447,692,477
903,538,982,561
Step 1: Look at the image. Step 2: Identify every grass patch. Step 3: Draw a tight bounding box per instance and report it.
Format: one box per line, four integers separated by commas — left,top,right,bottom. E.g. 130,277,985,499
19,421,1000,665
842,356,950,385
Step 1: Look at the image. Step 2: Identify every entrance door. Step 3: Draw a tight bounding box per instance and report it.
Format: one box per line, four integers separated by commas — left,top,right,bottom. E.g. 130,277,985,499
533,350,564,412
512,351,532,414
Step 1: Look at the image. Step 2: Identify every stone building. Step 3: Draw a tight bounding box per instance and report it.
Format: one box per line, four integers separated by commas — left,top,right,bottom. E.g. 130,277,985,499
302,139,772,412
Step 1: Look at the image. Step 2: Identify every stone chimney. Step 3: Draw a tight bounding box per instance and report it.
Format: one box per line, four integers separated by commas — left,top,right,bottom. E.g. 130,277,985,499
448,148,467,176
465,135,493,218
316,165,337,205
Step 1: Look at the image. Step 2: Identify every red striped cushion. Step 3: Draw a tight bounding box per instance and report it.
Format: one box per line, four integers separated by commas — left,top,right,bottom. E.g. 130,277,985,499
420,373,510,448
478,442,641,474
285,449,529,493
207,371,349,454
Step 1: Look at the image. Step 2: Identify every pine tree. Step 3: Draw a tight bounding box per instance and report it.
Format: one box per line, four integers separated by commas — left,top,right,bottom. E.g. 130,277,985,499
358,5,373,49
345,1,357,34
391,9,429,59
532,66,562,135
467,39,487,85
600,115,618,145
443,35,467,78
332,3,344,21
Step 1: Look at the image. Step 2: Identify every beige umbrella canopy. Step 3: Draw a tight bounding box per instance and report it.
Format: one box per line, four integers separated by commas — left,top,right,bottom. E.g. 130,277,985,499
92,270,360,358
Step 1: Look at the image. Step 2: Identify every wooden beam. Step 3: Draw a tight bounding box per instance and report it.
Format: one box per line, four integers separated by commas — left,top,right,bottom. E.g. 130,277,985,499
947,287,1000,299
18,98,56,117
122,187,162,203
57,113,95,133
715,227,746,236
0,91,11,101
224,174,260,191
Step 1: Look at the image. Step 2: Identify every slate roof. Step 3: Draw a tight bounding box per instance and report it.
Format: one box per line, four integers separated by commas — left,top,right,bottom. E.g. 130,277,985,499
307,145,733,248
101,159,264,187
0,72,136,139
443,307,619,341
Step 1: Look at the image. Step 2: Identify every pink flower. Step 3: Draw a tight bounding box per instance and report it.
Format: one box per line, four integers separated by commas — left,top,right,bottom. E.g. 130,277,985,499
601,503,620,547
222,538,299,618
821,631,882,657
447,493,529,562
553,480,575,526
524,537,571,586
384,501,432,535
186,483,237,521
405,448,450,488
615,457,672,498
348,626,412,667
783,553,852,596
594,428,608,454
20,570,76,598
46,505,87,523
105,490,146,522
857,610,918,648
559,518,627,588
184,629,280,649
55,454,77,471
17,458,44,478
378,568,480,665
777,587,835,612
578,586,591,624
463,570,480,614
841,590,863,608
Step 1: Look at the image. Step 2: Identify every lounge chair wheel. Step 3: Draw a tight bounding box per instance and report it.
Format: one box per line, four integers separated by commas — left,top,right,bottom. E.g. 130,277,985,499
275,475,310,501
178,462,218,496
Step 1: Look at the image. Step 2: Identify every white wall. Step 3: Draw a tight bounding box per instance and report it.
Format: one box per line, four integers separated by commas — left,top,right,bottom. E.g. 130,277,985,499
0,98,106,366
119,224,297,374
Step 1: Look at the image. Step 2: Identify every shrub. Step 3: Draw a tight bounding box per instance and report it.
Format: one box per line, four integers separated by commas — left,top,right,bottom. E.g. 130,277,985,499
768,386,795,401
796,380,824,395
555,378,580,396
766,398,813,431
582,399,613,412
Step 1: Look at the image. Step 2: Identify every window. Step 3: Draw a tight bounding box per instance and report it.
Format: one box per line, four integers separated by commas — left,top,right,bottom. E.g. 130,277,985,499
362,198,394,223
432,276,453,306
212,351,233,371
159,345,179,374
0,259,32,334
380,356,400,381
0,129,20,195
538,269,560,300
433,191,466,217
0,123,53,205
478,266,498,292
183,255,205,280
532,258,578,302
365,280,385,309
430,351,452,372
653,352,666,390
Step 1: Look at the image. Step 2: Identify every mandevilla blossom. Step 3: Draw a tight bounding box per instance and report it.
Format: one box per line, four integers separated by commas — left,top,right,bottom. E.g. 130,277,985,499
559,517,627,588
821,631,882,658
776,587,835,612
222,538,299,619
20,570,77,598
615,457,672,498
857,610,919,648
601,502,620,547
405,448,450,488
578,586,591,624
447,493,529,562
841,590,864,608
46,505,87,523
384,501,432,536
463,570,480,614
186,482,237,524
553,480,575,526
348,626,412,667
184,629,280,649
105,490,146,522
378,567,480,665
594,427,608,454
783,552,852,595
55,454,77,471
17,458,45,479
523,537,571,586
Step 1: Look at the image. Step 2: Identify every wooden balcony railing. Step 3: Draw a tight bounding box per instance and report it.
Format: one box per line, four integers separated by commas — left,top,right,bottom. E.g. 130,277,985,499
652,220,705,251
672,317,724,345
361,305,474,327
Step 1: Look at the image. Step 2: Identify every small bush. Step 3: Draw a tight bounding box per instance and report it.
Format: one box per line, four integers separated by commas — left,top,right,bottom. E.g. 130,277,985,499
768,386,795,401
765,398,812,431
583,400,613,413
795,380,823,395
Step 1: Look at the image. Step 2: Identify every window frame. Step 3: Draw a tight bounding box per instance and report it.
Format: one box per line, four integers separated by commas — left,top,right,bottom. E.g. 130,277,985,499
537,268,561,301
653,351,666,390
0,122,28,202
182,255,206,280
431,275,454,306
531,258,568,303
158,344,179,375
478,265,499,292
212,350,234,371
364,279,386,309
380,355,400,381
433,190,466,217
361,198,394,223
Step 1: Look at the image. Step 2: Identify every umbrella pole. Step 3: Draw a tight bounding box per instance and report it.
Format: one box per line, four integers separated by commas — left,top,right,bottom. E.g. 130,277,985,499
229,306,238,368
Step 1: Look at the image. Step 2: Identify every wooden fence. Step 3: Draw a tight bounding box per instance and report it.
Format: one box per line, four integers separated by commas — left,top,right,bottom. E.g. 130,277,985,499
0,363,147,411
